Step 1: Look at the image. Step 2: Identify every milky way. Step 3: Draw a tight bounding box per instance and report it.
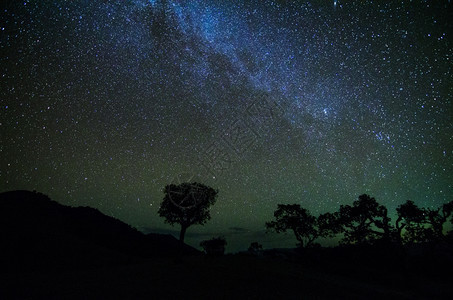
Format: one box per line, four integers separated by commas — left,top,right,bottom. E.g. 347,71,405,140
1,0,452,251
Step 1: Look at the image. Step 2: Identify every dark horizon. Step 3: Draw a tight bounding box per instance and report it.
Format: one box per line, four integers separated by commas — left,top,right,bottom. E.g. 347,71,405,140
1,189,453,299
2,189,451,254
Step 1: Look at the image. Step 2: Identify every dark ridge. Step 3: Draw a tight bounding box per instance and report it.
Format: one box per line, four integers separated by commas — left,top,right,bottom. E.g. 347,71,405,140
0,190,200,273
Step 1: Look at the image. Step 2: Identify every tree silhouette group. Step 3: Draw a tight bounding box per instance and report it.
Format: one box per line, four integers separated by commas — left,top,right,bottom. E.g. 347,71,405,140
267,194,453,248
157,180,452,252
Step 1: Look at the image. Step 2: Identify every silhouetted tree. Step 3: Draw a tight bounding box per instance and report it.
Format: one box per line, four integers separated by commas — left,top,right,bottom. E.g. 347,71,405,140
158,182,218,243
425,201,453,241
395,200,426,244
337,194,391,245
395,200,453,244
446,230,453,242
200,237,227,256
266,204,318,248
317,212,343,239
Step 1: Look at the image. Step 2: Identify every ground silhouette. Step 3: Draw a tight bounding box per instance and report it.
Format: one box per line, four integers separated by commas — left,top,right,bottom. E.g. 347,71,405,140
1,190,452,299
0,190,199,273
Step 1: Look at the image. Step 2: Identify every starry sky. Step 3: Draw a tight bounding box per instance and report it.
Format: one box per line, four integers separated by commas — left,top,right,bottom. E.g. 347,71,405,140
1,0,452,252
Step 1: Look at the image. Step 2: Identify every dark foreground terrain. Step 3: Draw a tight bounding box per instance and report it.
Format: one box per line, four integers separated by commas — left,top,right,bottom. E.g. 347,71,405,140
1,190,452,299
1,253,452,299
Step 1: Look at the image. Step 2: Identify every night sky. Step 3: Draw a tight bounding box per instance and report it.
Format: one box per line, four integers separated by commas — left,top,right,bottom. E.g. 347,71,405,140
1,0,452,252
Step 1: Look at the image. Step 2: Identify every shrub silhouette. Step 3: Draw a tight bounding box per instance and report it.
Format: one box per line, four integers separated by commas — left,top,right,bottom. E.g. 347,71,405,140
248,242,263,254
200,237,227,256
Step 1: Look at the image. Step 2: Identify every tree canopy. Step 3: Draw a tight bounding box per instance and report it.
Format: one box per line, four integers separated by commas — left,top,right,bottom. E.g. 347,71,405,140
266,204,317,248
337,194,391,245
158,182,218,243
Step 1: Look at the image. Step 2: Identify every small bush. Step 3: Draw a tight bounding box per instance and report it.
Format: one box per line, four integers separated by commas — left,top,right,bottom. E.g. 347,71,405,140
248,242,263,254
200,237,227,256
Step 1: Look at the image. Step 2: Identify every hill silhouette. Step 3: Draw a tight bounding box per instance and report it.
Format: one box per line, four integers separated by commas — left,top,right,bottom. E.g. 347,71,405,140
0,190,199,272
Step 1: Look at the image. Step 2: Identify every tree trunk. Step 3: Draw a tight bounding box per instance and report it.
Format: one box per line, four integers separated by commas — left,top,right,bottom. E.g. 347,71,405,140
293,229,304,248
395,221,405,245
180,225,187,244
